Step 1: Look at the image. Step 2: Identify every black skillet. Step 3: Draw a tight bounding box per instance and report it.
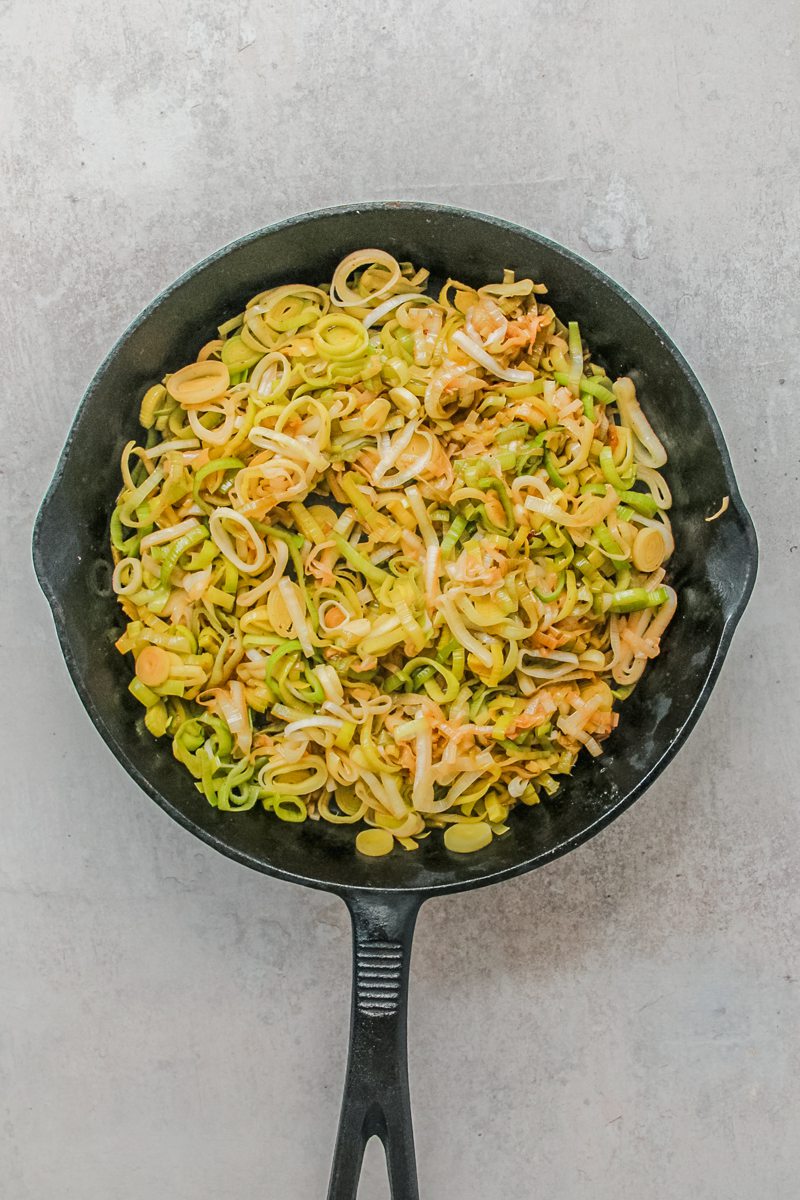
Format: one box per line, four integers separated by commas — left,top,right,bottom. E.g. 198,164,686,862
33,202,757,1198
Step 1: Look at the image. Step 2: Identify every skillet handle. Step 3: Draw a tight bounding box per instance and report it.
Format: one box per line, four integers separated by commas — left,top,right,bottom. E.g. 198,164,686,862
327,891,423,1200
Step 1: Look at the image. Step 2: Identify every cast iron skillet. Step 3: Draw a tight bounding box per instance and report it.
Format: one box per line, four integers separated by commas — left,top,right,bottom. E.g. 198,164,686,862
33,202,757,1198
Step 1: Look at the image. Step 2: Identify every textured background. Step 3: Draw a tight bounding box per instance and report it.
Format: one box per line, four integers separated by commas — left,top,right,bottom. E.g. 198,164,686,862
1,2,798,1197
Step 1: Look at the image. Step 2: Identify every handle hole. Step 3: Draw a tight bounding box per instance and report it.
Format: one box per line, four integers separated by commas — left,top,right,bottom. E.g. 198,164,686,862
356,1136,390,1200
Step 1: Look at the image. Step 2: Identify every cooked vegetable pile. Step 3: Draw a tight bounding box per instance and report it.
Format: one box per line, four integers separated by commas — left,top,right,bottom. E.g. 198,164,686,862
111,249,676,856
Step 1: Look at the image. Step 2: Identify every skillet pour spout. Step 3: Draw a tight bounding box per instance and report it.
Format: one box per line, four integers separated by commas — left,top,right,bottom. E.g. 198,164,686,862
33,203,757,1199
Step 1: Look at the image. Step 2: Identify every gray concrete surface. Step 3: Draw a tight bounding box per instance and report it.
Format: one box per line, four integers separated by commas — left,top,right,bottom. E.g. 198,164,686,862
1,2,798,1197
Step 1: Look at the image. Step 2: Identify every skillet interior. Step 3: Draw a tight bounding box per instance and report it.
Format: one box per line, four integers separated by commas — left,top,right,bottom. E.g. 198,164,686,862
33,202,757,895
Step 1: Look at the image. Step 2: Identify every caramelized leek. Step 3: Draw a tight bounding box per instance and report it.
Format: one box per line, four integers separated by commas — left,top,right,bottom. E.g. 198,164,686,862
111,249,677,857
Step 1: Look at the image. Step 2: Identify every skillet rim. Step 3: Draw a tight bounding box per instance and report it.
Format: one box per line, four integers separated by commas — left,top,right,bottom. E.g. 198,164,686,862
32,200,758,898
